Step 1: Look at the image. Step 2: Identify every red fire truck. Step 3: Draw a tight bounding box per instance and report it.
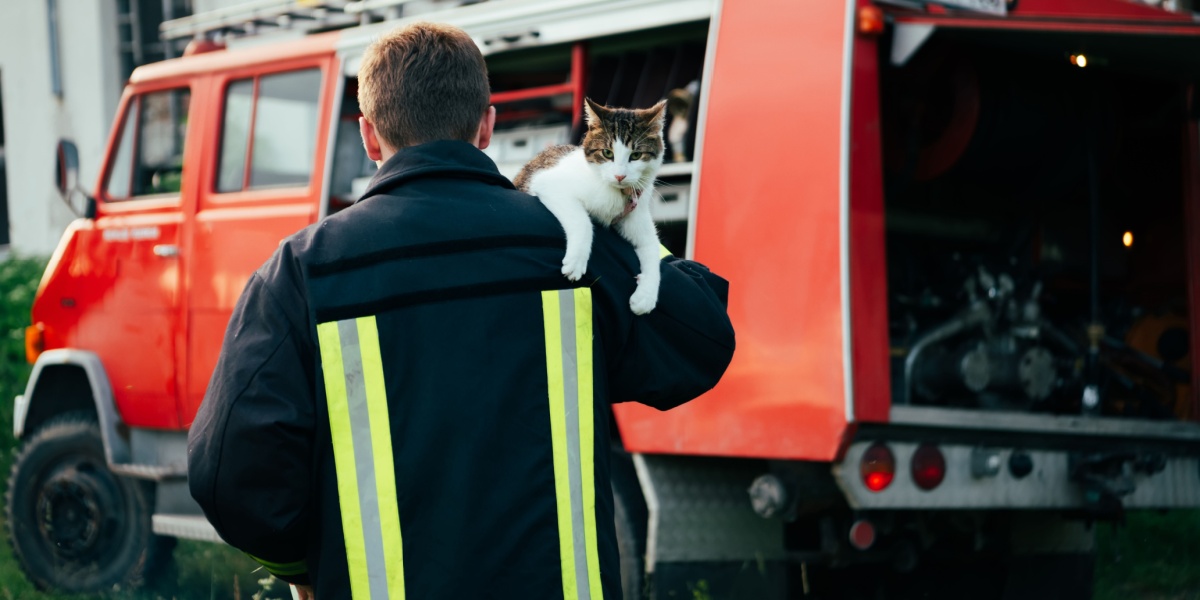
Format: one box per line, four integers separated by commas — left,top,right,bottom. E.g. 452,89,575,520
10,0,1200,597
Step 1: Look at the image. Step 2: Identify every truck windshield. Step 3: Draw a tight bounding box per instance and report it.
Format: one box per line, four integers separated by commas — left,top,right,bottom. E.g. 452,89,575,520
106,87,190,200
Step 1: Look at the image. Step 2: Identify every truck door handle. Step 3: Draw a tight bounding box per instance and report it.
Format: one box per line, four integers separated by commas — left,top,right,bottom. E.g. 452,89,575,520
153,244,179,258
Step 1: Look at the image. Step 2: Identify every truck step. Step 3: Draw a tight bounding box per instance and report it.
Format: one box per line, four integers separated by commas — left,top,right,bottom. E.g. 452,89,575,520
152,514,223,543
111,463,188,480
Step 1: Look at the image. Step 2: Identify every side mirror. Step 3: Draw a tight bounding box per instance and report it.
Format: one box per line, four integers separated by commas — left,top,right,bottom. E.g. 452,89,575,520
55,139,80,197
54,139,94,219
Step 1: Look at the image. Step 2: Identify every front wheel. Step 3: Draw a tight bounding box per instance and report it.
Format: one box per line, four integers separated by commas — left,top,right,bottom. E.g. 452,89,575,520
5,414,163,592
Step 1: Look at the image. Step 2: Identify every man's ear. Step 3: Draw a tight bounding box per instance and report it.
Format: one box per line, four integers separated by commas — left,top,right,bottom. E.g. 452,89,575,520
476,106,497,150
359,117,384,162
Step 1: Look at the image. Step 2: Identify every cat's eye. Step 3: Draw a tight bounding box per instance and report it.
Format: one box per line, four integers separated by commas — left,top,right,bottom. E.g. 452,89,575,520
630,152,643,160
601,149,614,159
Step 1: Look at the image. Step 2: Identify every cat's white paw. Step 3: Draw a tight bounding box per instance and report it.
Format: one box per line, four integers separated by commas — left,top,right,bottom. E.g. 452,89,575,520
562,256,588,281
629,285,658,315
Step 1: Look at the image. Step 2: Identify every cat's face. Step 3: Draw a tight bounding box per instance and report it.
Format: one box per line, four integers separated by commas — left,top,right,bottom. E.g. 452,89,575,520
581,98,666,191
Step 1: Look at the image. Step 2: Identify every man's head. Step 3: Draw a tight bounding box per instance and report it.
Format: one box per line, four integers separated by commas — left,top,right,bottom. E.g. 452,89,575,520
357,22,495,162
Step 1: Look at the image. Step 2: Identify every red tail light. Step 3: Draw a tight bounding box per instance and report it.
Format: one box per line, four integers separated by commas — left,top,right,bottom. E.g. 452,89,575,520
911,444,947,490
860,443,895,492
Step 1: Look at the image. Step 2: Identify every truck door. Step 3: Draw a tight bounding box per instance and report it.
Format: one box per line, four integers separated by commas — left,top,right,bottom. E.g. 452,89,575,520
182,61,333,425
83,85,192,429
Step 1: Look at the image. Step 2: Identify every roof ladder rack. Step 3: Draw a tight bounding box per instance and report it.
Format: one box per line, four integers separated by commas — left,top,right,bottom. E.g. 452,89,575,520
343,0,485,25
159,0,359,42
160,0,488,43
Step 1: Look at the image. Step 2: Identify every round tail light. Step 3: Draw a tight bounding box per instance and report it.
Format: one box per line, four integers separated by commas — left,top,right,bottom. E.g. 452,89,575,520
860,443,895,492
911,444,947,490
849,519,876,550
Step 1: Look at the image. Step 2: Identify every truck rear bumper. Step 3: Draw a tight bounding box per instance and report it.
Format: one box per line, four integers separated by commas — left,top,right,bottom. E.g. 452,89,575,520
889,405,1200,443
834,438,1200,510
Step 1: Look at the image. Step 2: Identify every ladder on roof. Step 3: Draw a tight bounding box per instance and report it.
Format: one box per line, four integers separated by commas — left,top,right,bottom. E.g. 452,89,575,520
159,0,484,42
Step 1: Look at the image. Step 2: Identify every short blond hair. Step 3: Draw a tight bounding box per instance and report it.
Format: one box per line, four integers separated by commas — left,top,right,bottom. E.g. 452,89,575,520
357,22,490,149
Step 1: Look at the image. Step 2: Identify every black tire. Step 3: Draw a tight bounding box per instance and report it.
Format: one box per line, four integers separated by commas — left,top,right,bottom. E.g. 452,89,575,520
614,488,643,600
5,414,163,592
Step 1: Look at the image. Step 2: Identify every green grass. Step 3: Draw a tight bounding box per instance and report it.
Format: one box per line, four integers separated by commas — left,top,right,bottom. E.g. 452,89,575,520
0,528,289,599
1096,510,1200,600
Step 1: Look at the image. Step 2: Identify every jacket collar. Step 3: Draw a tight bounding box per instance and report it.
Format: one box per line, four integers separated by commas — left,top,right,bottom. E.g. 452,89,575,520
359,140,515,201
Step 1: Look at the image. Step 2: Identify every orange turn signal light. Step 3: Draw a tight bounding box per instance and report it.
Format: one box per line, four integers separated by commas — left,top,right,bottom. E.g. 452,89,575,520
858,6,886,36
25,323,45,364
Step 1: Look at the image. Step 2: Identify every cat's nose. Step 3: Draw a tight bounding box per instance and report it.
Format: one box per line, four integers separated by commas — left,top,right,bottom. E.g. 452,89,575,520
615,175,626,182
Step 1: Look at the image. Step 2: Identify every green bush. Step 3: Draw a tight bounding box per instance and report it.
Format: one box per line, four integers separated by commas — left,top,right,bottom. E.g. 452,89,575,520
0,255,47,490
0,255,44,397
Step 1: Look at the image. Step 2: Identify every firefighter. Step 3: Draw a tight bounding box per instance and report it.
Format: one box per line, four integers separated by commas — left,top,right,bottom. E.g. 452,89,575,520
187,22,735,600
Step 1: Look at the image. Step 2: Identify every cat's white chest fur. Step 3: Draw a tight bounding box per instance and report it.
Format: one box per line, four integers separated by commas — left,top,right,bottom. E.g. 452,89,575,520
525,146,663,315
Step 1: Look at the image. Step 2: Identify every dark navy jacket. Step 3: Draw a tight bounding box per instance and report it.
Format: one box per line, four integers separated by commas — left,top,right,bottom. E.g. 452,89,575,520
187,140,735,599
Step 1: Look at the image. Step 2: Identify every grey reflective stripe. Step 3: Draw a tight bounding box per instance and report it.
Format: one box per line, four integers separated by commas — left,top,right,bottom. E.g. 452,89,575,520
557,288,592,600
337,319,391,600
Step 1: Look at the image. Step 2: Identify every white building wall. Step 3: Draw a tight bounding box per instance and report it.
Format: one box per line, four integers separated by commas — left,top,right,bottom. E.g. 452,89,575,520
0,0,122,256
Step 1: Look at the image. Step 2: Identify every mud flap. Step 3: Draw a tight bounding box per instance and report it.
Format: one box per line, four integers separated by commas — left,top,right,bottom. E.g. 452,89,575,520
1004,513,1096,600
634,454,788,600
1003,554,1095,600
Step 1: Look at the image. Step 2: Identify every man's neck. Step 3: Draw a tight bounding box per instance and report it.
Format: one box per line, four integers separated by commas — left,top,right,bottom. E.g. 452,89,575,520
375,136,482,168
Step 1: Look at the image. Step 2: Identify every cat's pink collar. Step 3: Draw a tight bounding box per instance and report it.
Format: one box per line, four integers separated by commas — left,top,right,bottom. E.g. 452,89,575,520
614,187,641,223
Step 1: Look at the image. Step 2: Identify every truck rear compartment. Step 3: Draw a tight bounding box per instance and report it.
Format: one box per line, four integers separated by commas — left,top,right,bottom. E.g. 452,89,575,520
879,27,1197,423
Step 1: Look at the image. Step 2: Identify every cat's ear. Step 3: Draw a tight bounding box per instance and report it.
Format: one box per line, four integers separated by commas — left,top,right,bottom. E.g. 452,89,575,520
584,97,608,125
644,100,668,129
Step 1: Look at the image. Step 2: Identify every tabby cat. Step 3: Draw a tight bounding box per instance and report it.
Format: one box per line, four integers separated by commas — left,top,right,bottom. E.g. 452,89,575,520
513,98,666,315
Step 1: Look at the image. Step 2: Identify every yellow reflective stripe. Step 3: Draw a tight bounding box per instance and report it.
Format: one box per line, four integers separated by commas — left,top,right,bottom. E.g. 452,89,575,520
543,288,604,600
357,316,405,600
246,554,307,576
572,288,603,600
659,244,672,259
317,321,370,599
320,316,405,600
541,290,579,600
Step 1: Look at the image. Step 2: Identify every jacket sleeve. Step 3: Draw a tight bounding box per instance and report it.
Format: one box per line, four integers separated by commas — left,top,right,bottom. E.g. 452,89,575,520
187,246,316,585
609,252,736,410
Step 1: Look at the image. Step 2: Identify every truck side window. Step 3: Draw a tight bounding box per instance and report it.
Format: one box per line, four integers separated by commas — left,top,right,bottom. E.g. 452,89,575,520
216,68,323,193
105,88,191,200
217,80,255,193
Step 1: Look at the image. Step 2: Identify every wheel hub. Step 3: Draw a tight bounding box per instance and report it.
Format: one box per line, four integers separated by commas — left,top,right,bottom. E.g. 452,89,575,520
37,470,105,558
